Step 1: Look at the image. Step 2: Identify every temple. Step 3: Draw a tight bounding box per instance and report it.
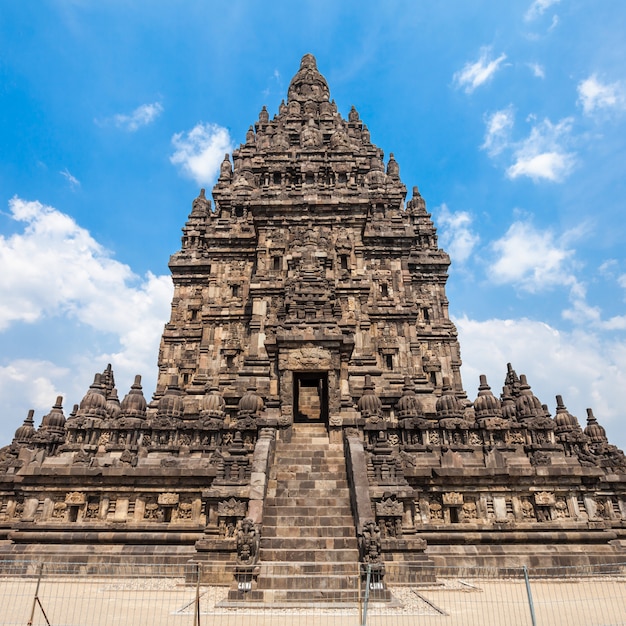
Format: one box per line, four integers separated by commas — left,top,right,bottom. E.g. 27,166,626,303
1,55,625,596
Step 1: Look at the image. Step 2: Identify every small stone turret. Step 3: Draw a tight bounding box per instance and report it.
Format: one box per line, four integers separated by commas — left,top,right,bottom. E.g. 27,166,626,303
584,408,608,443
77,374,107,419
40,396,66,436
106,389,121,420
358,375,383,419
120,375,147,419
157,376,184,419
238,385,264,418
515,375,545,422
395,377,423,419
13,409,36,445
500,385,517,421
201,386,226,419
436,377,463,420
553,395,581,434
473,375,503,421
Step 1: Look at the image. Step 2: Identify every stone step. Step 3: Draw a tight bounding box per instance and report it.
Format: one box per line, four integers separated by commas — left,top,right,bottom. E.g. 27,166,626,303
268,479,349,490
265,496,351,507
263,505,353,516
275,443,344,460
262,525,355,538
271,471,346,480
256,574,359,591
259,548,359,562
269,489,349,499
263,514,354,527
269,472,348,489
256,561,359,576
260,537,357,550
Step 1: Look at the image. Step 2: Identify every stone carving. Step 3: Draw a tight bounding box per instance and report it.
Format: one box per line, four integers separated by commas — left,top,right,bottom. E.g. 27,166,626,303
218,498,247,517
158,492,179,506
1,52,626,578
376,494,404,516
429,501,443,521
65,492,86,505
443,492,464,506
144,501,160,520
236,518,259,565
177,502,193,520
462,501,478,522
359,521,382,564
521,498,535,519
84,501,100,519
52,502,66,518
534,491,556,506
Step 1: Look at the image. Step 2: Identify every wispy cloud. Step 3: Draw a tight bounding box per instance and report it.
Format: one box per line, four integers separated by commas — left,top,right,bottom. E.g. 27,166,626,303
577,75,626,115
112,102,163,132
524,0,560,22
170,123,233,186
263,69,283,98
482,107,515,157
436,204,479,264
527,63,545,79
60,168,80,189
506,117,576,182
453,47,507,94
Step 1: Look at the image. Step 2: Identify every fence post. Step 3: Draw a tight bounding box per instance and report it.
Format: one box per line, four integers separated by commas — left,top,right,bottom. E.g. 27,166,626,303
362,564,372,626
27,562,51,626
193,562,200,626
523,565,538,626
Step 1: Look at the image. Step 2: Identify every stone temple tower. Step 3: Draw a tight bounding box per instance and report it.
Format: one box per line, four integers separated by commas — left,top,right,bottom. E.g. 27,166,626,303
1,55,625,591
157,52,464,425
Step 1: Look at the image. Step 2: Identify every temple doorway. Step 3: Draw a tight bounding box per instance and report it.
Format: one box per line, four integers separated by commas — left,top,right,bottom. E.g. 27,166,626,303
293,372,328,423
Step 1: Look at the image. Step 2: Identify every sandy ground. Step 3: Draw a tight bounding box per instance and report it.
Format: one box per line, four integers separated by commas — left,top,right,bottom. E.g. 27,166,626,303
1,575,625,626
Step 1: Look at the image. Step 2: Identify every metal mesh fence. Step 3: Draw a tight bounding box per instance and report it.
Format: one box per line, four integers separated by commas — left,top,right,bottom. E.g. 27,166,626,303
0,559,625,626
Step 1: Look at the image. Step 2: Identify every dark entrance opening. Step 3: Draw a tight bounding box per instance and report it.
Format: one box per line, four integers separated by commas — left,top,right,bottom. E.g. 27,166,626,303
293,372,328,423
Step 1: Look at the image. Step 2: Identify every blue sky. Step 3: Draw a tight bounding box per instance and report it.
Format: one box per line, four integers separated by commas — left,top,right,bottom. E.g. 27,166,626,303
1,0,626,449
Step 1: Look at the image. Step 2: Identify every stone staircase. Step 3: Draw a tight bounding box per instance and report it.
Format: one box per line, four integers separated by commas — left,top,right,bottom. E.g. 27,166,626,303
231,423,362,604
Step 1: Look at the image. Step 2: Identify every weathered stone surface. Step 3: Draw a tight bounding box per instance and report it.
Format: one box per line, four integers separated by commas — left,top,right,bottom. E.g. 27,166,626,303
0,54,625,579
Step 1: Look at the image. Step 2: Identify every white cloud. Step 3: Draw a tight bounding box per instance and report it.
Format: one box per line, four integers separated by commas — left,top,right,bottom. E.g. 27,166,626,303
453,47,507,94
113,102,163,131
506,117,576,182
456,315,626,450
170,123,233,186
548,14,559,31
482,107,515,157
0,197,173,441
527,63,545,79
577,75,626,115
489,220,578,291
525,0,560,22
436,204,479,264
60,168,80,189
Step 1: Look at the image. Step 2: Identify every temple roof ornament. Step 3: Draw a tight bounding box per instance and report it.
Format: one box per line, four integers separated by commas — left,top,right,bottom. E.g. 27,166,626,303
120,375,147,419
40,396,66,435
287,53,330,104
77,374,107,419
515,374,545,422
13,409,36,444
358,375,383,419
585,408,608,443
473,375,503,422
157,375,184,419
